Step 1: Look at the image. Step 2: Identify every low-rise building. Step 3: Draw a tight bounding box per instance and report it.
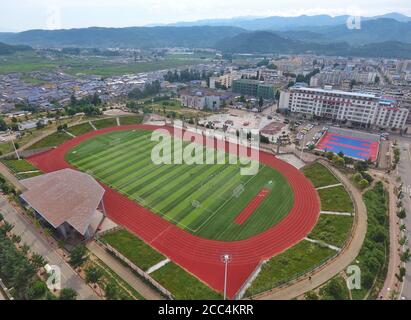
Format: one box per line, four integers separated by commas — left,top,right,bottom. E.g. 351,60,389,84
180,88,222,110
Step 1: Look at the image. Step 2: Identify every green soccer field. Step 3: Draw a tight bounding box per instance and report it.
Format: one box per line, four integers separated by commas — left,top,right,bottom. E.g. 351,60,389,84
66,129,294,241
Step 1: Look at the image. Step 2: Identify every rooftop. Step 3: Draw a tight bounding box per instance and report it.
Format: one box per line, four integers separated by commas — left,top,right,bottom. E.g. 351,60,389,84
291,86,378,99
20,169,105,235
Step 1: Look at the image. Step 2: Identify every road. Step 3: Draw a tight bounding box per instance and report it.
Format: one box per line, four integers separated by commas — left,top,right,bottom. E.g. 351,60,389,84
0,195,98,300
397,139,411,300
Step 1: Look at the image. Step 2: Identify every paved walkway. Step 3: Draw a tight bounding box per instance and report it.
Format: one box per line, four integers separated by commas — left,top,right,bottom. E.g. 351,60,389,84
87,241,164,300
0,195,98,300
255,161,368,300
376,172,402,300
304,237,341,252
321,211,353,217
63,130,76,138
316,183,343,190
89,121,97,131
147,259,170,275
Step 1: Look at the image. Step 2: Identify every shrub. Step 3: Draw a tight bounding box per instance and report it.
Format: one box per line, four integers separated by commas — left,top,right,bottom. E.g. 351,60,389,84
69,245,88,268
59,288,78,300
26,281,48,300
359,179,370,189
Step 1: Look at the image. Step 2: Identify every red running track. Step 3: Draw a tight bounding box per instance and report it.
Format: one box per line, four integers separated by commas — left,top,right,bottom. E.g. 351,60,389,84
235,189,270,225
27,125,320,298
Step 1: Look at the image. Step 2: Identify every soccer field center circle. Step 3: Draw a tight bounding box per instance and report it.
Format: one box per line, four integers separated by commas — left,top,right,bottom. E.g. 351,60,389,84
27,125,320,298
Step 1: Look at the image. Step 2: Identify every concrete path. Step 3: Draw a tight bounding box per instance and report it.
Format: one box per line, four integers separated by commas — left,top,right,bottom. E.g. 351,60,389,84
63,130,76,138
0,195,98,300
304,237,341,252
87,241,164,300
378,175,402,300
321,211,353,217
254,160,367,300
89,121,97,131
316,183,343,190
147,259,170,275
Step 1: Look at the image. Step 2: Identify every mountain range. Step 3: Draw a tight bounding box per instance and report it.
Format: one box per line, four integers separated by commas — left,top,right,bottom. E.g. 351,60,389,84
1,13,411,59
161,12,411,30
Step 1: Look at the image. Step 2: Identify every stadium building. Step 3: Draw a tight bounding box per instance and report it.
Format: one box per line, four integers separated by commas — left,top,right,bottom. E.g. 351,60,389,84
279,85,409,129
19,169,106,241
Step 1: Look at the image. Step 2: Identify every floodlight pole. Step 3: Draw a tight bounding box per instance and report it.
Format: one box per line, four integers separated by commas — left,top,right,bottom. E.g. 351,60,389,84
9,130,20,160
221,254,232,300
300,133,306,161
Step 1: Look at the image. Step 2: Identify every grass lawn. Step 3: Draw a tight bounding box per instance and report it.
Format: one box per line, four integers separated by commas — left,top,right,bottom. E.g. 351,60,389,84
246,240,335,297
302,162,339,188
17,171,43,179
2,159,38,173
101,229,165,272
119,116,143,126
67,129,294,241
67,122,94,136
318,186,354,213
309,215,354,248
150,262,222,300
92,118,118,130
0,142,14,155
27,131,72,150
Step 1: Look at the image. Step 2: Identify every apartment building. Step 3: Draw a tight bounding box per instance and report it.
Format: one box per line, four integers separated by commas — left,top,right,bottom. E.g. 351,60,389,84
279,85,409,129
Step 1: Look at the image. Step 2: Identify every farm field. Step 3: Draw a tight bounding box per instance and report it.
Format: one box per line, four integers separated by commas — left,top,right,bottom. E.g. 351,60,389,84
66,129,294,241
0,52,208,76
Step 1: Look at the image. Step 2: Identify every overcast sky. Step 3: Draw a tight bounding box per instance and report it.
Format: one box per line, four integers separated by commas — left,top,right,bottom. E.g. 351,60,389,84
1,0,410,32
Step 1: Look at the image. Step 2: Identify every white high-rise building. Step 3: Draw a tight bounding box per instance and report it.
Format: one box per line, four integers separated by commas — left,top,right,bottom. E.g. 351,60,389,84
279,86,409,129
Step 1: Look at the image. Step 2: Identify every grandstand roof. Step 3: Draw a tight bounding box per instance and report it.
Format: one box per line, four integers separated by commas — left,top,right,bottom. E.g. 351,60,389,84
20,169,105,235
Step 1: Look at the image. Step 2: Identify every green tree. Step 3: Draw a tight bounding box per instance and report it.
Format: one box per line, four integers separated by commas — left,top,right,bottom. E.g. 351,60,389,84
30,253,47,271
85,266,103,286
304,291,319,300
26,281,48,300
59,288,78,300
104,281,118,300
397,209,407,220
69,245,88,268
400,249,411,263
359,179,370,190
